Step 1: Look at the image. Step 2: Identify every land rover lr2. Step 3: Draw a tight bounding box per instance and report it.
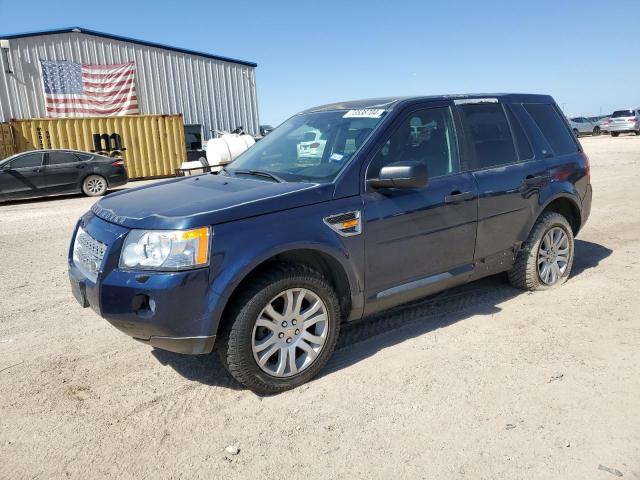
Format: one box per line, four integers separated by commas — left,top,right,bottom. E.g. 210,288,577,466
69,94,592,393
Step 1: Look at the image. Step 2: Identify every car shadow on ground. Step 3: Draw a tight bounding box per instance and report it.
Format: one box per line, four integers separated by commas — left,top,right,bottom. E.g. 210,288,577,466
151,239,612,394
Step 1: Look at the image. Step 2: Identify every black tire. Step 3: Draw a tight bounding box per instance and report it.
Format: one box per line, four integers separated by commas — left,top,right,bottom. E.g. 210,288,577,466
635,130,640,136
593,126,601,136
611,132,619,137
82,174,108,197
573,128,580,138
217,264,341,394
508,212,575,291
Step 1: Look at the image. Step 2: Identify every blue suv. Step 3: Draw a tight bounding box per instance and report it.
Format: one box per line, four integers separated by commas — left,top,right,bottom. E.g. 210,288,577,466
69,94,592,393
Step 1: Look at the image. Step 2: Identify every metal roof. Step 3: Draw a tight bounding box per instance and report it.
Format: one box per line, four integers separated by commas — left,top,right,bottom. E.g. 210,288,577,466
0,26,257,67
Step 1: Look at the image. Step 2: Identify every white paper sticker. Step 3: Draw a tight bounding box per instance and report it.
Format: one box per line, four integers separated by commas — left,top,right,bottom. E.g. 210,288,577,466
343,109,385,118
330,153,344,162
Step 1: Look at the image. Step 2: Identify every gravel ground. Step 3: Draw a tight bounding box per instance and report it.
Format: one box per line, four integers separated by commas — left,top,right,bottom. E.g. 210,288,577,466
0,135,639,479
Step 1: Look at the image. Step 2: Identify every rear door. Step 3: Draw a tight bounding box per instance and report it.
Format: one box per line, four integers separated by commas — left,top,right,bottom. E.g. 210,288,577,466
43,151,85,193
0,152,46,199
455,99,549,268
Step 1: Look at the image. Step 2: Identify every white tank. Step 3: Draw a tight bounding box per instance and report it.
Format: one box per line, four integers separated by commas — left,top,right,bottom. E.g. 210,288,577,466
206,133,256,167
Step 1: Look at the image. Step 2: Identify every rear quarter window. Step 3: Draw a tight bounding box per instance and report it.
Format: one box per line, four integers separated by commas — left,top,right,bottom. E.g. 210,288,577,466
523,103,578,156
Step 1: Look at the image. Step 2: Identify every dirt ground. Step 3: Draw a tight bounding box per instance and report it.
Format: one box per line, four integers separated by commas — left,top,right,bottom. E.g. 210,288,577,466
0,135,638,480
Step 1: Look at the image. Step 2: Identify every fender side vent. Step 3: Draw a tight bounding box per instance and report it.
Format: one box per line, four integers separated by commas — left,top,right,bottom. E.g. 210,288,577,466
323,210,361,237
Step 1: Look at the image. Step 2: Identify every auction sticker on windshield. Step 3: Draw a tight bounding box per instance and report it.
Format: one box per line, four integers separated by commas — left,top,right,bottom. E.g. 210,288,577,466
343,109,385,118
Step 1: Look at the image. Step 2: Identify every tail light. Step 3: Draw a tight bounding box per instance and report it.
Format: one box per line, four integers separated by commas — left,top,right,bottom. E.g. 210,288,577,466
111,160,124,167
310,142,320,149
581,151,590,184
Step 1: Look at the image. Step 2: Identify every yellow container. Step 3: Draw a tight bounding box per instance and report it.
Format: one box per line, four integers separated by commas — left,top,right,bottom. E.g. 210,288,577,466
0,123,16,160
9,114,186,179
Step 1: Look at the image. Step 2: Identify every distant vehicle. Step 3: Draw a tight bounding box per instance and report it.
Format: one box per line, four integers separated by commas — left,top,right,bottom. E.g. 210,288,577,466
68,93,592,393
296,129,327,162
606,109,640,137
259,125,274,137
0,149,127,202
569,117,600,137
593,116,611,134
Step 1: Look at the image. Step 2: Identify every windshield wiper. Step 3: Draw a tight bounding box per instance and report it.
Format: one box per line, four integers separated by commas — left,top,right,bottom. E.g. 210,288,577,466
231,169,285,183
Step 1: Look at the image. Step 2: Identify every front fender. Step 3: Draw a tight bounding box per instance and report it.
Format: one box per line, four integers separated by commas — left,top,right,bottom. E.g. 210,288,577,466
205,197,365,335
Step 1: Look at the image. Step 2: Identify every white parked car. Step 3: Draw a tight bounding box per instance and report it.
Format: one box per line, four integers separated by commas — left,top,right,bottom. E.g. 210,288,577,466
606,109,640,137
569,117,600,137
296,130,326,163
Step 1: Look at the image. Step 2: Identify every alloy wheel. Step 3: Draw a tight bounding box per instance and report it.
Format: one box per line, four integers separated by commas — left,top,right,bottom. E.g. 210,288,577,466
86,177,106,194
251,288,329,377
537,227,570,285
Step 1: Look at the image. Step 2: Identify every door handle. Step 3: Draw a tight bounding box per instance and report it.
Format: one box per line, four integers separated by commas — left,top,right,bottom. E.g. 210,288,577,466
32,168,41,173
523,174,548,183
444,190,474,203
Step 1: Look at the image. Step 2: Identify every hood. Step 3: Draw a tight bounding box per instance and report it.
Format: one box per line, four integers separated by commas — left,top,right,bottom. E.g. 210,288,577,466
91,173,334,229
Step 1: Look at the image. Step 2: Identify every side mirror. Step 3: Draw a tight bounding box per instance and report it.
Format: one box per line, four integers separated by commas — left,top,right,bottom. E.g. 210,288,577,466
367,161,427,189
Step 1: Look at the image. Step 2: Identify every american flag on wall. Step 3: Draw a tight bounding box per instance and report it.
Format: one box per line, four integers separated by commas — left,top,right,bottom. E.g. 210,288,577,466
40,60,139,117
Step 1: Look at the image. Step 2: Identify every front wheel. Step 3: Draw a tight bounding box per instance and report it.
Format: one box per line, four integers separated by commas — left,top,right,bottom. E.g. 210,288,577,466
611,132,620,137
508,212,575,291
573,128,580,138
593,126,601,136
218,264,341,393
82,174,107,197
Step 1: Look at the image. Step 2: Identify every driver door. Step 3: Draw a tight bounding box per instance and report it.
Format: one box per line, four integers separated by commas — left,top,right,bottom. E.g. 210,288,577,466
362,104,478,314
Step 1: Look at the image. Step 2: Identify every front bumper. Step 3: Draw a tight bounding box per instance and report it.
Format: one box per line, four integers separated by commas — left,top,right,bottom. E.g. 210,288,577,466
135,335,216,355
68,212,219,355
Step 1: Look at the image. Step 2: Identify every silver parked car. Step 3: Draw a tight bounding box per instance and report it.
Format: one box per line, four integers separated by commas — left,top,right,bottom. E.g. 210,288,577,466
569,117,600,137
606,109,640,137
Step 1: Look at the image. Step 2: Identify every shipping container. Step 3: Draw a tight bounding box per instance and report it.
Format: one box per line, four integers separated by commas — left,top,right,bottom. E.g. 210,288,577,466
10,114,187,178
0,123,15,159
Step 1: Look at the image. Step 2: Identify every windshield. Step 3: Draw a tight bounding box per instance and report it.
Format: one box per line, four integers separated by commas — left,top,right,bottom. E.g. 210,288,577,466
612,110,635,118
226,110,386,182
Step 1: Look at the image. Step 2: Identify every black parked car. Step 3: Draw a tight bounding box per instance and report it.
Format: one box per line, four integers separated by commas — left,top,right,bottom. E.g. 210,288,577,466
0,149,128,202
69,94,591,393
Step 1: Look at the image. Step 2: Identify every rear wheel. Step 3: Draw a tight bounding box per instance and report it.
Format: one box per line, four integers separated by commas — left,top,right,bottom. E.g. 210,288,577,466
593,126,601,136
218,264,341,393
82,174,107,197
635,130,640,136
611,132,620,137
573,128,580,138
508,212,574,291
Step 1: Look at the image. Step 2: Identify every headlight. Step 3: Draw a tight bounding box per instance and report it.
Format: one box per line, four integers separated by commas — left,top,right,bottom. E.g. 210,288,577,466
119,227,211,271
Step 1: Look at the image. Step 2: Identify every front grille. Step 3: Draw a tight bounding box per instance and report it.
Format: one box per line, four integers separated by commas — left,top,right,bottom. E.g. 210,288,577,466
73,226,107,282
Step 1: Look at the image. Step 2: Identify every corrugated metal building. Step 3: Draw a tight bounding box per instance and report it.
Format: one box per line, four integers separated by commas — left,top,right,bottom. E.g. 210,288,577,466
0,27,259,139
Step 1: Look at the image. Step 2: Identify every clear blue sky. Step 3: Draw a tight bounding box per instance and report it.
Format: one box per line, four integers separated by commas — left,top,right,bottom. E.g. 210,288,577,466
1,0,638,125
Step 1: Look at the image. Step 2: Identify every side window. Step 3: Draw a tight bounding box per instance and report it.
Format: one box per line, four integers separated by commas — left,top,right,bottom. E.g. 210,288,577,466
368,107,459,179
505,105,534,161
48,151,78,166
8,153,43,169
458,103,518,169
523,103,578,156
